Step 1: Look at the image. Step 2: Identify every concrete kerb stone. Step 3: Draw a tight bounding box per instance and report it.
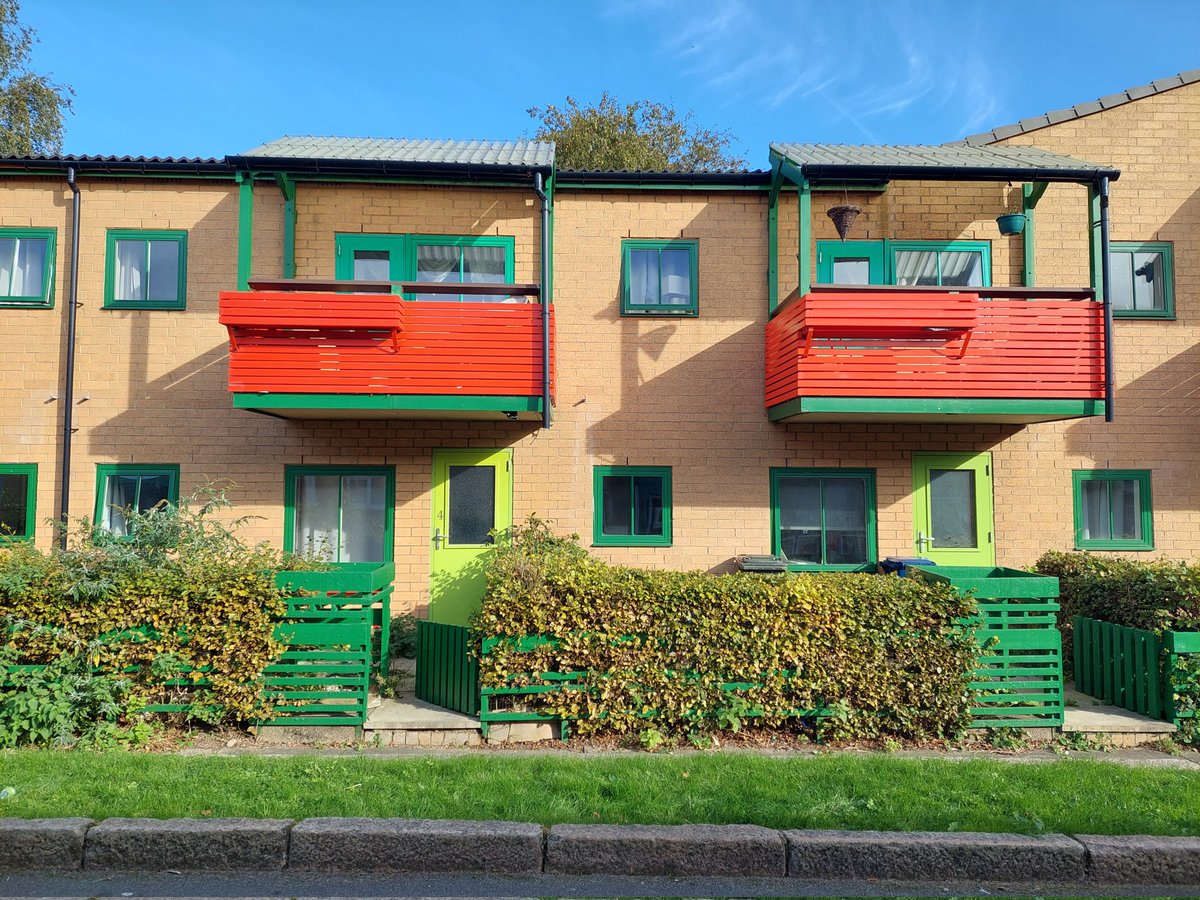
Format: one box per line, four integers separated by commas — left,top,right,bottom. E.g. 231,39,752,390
83,817,290,871
785,829,1087,883
0,818,92,870
546,823,785,877
1078,834,1200,885
288,817,544,874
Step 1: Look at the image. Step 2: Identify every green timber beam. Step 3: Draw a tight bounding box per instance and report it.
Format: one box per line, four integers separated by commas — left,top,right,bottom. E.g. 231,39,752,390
1021,183,1048,287
232,393,543,413
768,396,1103,423
274,173,296,278
237,171,254,290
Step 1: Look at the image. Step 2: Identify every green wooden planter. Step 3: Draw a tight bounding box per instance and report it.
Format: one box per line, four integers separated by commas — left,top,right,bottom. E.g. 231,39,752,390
910,566,1064,728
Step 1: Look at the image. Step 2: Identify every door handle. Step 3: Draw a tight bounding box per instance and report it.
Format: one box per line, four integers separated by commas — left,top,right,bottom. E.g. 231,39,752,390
917,531,934,552
433,528,444,549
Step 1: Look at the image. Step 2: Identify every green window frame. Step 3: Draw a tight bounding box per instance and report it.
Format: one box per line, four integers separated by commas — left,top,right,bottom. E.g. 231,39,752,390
621,239,699,316
103,229,188,310
816,239,992,287
1109,241,1174,319
0,463,37,541
93,464,180,534
1072,470,1154,551
592,466,672,547
333,234,518,302
284,465,395,563
0,228,56,308
770,467,877,571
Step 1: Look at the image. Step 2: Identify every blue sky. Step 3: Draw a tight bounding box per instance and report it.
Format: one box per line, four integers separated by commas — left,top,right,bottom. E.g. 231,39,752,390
22,1,1200,166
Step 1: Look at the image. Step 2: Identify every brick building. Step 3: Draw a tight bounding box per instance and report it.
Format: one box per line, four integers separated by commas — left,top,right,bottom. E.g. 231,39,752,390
0,72,1196,627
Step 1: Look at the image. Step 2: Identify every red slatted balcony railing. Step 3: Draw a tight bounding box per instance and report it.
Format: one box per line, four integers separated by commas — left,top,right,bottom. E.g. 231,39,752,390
765,286,1105,423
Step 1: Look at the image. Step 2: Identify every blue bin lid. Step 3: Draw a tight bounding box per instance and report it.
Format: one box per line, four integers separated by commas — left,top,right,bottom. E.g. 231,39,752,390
884,557,935,565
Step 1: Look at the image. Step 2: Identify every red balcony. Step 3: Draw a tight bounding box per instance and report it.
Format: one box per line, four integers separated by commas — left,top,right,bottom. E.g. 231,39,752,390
218,280,554,420
765,286,1105,423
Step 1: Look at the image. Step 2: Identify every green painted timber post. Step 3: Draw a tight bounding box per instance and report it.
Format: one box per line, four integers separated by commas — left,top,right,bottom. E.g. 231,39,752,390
237,172,254,290
275,173,296,278
1088,183,1103,302
1021,182,1047,287
798,175,812,297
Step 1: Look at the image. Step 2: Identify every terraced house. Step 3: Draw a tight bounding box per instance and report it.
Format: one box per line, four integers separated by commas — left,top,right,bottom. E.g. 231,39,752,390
0,70,1196,648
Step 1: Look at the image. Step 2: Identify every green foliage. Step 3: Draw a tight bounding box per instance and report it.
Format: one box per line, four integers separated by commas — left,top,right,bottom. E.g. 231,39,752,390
477,518,980,741
0,484,298,743
389,613,418,659
528,92,745,172
0,1,72,156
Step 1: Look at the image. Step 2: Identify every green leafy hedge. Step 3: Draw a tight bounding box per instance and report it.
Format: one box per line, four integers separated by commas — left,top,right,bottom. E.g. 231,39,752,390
1,486,308,745
476,519,981,741
1035,551,1200,674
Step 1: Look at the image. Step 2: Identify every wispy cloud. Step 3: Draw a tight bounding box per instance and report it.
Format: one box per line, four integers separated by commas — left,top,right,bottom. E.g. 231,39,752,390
602,0,1004,143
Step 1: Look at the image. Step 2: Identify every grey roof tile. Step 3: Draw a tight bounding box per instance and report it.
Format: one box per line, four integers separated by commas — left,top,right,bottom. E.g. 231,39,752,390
959,68,1200,146
240,136,554,168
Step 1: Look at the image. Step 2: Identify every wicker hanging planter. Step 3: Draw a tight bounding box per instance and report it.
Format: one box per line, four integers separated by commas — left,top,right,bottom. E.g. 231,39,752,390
827,204,861,242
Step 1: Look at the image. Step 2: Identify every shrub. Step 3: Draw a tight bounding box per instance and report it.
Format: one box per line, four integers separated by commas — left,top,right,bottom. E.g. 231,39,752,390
1035,550,1200,674
476,518,980,741
0,484,303,744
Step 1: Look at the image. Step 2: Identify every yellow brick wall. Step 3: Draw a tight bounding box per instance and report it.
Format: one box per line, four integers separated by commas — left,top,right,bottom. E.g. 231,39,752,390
2,82,1197,618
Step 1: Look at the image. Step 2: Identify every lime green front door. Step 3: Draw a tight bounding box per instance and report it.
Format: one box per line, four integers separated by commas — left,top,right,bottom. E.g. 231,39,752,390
429,449,513,626
912,452,995,566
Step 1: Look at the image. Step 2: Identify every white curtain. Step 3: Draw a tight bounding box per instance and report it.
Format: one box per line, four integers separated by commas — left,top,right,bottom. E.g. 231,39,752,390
294,475,340,560
103,475,139,535
464,246,506,302
894,250,939,286
115,240,145,301
939,251,983,287
1110,479,1141,540
629,249,657,305
340,475,386,562
0,238,45,298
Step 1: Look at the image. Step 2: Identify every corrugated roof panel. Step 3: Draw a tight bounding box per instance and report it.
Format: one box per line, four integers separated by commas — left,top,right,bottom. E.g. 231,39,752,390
771,142,1115,176
240,136,554,168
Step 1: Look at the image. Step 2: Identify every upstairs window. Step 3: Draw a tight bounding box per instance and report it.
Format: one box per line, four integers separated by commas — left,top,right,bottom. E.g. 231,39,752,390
94,465,179,535
770,468,876,571
1110,242,1174,319
104,230,187,310
0,464,36,541
593,466,672,547
1073,470,1153,551
891,242,989,288
411,237,513,302
621,239,699,316
0,229,56,308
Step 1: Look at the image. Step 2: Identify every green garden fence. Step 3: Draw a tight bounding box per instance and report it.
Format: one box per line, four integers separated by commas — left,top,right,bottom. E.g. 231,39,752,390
1073,616,1199,725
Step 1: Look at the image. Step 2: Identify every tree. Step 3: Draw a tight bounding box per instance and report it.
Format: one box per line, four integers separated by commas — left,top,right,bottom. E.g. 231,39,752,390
528,93,745,172
0,0,71,157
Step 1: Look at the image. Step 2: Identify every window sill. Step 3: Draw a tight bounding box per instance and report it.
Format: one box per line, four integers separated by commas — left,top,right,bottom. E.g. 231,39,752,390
786,563,876,573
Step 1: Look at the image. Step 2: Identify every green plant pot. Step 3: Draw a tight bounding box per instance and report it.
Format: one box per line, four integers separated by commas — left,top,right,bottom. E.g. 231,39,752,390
996,213,1026,236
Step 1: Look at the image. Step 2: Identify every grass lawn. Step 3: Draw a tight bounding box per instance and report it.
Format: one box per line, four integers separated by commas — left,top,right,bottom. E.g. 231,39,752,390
1,751,1197,836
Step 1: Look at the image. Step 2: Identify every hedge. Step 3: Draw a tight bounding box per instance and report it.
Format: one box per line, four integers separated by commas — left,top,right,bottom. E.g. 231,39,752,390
476,519,981,741
1035,550,1200,674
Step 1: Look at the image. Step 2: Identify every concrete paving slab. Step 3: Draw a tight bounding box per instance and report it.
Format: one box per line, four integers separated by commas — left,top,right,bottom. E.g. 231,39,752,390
1063,687,1176,735
364,697,480,731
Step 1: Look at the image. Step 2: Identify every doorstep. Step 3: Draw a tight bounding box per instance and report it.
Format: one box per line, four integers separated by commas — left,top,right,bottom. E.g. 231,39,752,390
362,697,482,747
1062,685,1176,746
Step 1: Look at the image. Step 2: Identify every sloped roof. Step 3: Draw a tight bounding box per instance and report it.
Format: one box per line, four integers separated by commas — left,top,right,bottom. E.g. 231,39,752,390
771,142,1119,182
961,68,1200,146
239,136,555,168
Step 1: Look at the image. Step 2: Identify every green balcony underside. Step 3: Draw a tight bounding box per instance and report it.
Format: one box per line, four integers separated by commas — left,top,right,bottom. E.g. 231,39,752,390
233,393,545,421
768,397,1104,424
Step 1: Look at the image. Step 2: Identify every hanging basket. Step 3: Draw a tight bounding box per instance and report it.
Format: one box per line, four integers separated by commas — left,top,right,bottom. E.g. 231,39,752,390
827,204,861,242
996,213,1026,236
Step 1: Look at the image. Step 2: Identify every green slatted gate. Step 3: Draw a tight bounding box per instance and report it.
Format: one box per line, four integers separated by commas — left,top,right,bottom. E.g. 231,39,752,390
1073,617,1199,725
262,620,371,726
415,620,480,716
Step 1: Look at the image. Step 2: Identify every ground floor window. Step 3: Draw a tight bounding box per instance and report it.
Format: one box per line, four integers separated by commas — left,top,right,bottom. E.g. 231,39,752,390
0,463,36,540
1073,469,1153,550
770,468,876,570
284,466,395,563
592,466,671,547
94,464,179,535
